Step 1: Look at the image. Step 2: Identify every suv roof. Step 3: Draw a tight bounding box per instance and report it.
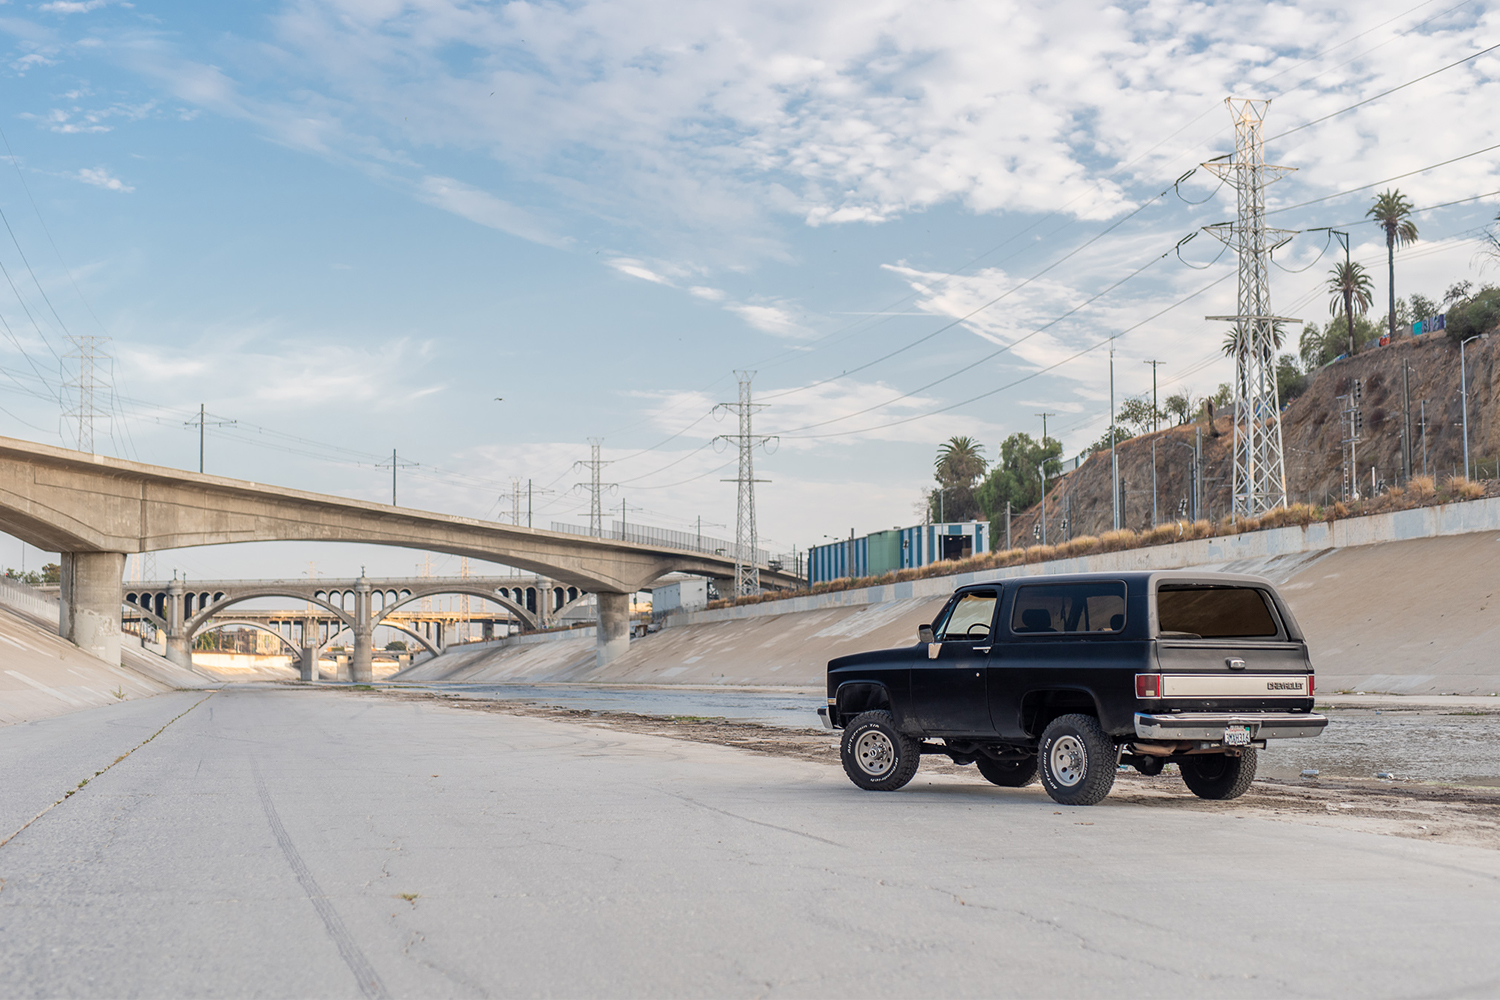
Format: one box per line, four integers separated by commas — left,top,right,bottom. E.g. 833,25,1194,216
954,569,1279,593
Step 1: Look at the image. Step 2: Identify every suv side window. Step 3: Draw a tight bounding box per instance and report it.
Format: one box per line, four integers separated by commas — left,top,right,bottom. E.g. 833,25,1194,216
1011,582,1127,634
939,590,998,641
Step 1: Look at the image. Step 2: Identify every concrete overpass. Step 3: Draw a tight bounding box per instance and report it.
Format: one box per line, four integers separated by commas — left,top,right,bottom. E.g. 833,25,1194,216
0,436,799,678
123,574,595,674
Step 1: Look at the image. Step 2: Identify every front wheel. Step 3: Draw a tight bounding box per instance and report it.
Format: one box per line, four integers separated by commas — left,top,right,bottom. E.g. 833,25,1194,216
1037,714,1117,806
1180,749,1257,800
840,711,921,791
976,755,1038,787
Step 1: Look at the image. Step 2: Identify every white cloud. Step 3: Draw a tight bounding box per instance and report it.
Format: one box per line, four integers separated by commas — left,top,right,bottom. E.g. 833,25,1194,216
39,0,118,12
607,258,673,285
689,286,725,301
414,176,567,248
725,303,810,338
74,166,133,191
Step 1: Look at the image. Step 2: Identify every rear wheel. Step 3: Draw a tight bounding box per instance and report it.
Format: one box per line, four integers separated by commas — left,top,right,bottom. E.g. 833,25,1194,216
840,711,921,791
1180,749,1257,800
1037,714,1117,806
976,755,1038,787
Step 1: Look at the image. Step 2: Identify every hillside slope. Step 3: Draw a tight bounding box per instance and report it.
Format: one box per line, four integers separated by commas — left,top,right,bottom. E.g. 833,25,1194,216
1019,332,1500,540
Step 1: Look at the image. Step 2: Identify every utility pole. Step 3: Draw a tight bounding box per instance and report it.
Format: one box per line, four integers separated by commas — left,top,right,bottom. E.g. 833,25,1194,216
715,371,776,597
1037,464,1048,546
1419,400,1429,476
527,478,532,528
184,403,236,474
1203,98,1297,518
510,477,522,525
1143,360,1163,528
1338,381,1364,500
1460,335,1485,479
1036,411,1056,443
376,448,417,505
1005,501,1012,550
1110,345,1119,531
1401,361,1414,483
573,439,617,536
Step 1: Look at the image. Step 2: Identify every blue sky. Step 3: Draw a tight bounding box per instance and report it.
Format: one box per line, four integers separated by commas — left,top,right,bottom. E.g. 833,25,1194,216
1,0,1497,581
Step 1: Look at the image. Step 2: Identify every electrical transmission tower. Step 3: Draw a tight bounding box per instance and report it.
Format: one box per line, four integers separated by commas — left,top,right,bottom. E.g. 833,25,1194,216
573,439,616,537
1202,98,1298,519
64,336,110,454
715,371,776,597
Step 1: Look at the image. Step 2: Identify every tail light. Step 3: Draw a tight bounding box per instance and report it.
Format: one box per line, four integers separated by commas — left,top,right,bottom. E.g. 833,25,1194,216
1308,674,1315,695
1135,673,1161,698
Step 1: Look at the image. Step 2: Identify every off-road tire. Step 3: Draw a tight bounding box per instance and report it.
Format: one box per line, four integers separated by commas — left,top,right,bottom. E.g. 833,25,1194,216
1038,714,1117,806
1180,748,1257,800
840,711,921,791
976,755,1039,787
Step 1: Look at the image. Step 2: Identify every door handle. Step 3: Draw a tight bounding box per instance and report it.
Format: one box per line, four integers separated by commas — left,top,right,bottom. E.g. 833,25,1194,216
975,646,991,653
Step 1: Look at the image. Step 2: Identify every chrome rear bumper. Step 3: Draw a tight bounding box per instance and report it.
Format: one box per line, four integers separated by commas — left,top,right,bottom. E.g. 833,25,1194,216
1134,712,1327,741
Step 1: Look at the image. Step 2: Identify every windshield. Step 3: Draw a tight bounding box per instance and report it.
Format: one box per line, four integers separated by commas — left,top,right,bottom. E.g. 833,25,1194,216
1156,585,1281,638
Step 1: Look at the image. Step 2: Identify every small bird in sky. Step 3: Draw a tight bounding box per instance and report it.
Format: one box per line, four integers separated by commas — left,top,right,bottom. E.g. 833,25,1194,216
494,397,504,402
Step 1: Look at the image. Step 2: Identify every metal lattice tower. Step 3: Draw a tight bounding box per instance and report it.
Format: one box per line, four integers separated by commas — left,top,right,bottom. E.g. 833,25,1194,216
716,371,774,597
1202,98,1298,519
573,439,615,537
64,335,110,454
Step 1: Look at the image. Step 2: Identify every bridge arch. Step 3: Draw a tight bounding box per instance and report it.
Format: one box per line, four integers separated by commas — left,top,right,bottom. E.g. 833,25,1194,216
195,620,303,658
372,587,539,632
185,590,355,641
122,599,168,633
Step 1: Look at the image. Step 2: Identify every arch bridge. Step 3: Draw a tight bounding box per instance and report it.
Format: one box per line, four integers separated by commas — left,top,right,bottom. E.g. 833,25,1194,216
123,575,594,678
0,436,801,678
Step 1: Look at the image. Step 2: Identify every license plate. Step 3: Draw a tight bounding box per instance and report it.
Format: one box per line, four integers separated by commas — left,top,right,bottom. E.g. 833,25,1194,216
1223,726,1252,746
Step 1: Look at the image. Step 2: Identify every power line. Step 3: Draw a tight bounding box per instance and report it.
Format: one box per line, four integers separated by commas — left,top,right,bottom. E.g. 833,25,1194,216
1268,140,1500,216
780,273,1235,441
767,233,1193,436
1266,39,1500,143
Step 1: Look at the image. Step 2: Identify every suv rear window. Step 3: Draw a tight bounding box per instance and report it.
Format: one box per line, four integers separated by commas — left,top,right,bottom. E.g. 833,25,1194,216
1011,582,1126,634
1156,585,1280,638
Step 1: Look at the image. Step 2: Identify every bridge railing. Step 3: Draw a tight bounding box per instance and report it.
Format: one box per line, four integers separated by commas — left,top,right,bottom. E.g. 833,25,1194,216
550,520,770,566
0,575,58,619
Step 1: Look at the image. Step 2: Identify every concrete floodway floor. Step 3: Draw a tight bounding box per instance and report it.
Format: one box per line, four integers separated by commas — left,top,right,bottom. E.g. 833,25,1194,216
2,685,1499,998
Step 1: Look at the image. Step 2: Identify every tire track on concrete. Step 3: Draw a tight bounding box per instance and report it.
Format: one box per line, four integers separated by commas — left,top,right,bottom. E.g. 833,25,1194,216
253,765,390,1000
0,690,216,851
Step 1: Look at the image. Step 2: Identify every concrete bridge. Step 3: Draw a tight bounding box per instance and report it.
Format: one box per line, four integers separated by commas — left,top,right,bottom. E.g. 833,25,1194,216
0,436,798,678
122,574,595,675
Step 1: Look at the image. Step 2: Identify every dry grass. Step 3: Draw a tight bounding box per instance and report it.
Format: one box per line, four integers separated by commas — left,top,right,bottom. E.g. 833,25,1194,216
1409,475,1437,499
1449,476,1486,499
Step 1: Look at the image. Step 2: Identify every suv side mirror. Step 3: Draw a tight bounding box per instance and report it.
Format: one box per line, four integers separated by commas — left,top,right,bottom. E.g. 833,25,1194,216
918,624,935,644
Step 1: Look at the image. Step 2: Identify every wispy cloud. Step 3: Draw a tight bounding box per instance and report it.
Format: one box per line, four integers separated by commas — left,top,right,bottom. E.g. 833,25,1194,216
74,166,133,192
39,0,127,13
415,175,567,248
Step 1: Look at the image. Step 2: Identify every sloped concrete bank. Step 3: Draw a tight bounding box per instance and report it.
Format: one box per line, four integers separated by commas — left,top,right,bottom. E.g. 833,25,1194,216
407,498,1500,694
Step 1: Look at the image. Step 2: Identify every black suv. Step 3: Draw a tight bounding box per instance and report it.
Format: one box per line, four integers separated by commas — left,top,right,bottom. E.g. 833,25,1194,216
818,571,1326,805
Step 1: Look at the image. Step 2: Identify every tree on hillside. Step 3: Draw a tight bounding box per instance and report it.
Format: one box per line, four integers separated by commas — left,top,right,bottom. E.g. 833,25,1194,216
1276,354,1308,404
928,435,987,522
1163,390,1194,425
1446,285,1500,345
1326,259,1374,356
1368,189,1419,342
1115,396,1165,435
975,433,1062,537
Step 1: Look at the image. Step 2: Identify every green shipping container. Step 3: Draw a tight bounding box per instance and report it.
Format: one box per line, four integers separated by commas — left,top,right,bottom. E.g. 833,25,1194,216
865,529,902,576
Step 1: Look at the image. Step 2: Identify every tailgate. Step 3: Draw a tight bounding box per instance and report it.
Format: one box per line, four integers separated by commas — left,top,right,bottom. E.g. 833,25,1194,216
1155,641,1311,698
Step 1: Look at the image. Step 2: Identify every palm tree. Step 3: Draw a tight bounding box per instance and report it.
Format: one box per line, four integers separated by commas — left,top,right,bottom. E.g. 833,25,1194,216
1367,189,1419,341
1326,260,1374,356
934,436,986,484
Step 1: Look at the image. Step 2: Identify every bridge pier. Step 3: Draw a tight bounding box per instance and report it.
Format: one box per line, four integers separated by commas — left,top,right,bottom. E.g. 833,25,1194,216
163,579,192,668
59,551,126,664
595,591,631,668
300,617,319,682
351,576,374,684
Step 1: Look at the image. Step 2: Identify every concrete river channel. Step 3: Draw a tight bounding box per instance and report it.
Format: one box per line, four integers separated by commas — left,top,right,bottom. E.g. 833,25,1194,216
395,682,1500,787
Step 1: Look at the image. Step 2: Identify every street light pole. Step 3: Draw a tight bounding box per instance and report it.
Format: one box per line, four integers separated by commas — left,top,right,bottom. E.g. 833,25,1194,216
1461,334,1485,479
